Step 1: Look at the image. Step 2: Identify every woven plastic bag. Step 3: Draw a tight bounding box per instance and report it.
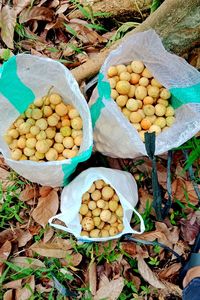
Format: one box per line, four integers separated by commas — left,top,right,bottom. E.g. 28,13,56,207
89,30,200,158
0,54,93,187
49,167,145,242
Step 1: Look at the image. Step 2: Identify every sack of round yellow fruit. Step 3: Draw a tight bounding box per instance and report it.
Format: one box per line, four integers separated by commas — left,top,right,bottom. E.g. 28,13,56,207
49,167,145,242
0,54,93,187
89,30,200,158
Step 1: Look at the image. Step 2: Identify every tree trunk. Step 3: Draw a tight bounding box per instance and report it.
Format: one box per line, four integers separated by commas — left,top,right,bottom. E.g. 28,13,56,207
72,0,200,83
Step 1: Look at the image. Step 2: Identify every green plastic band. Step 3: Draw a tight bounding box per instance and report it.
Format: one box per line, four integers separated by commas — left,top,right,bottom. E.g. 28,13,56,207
62,146,92,185
90,73,111,128
170,82,200,109
0,56,35,113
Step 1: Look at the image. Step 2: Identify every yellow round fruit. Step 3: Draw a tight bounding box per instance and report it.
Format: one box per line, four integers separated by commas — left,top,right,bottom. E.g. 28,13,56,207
138,109,145,119
82,217,94,231
130,73,140,84
8,129,19,139
148,124,161,135
82,192,90,202
160,88,171,99
101,229,109,237
88,183,95,193
166,116,175,126
47,115,58,127
74,135,82,147
43,106,53,117
116,206,123,217
63,137,74,149
139,77,149,87
130,112,142,123
4,135,13,145
155,104,166,116
35,151,45,160
132,123,141,131
34,98,43,107
19,123,31,135
108,200,118,212
23,147,35,157
151,78,162,88
102,186,114,200
25,108,32,118
154,117,166,129
119,71,131,81
143,96,154,105
90,229,100,238
71,117,83,130
30,125,40,136
49,93,62,105
165,105,175,117
141,118,151,130
93,216,101,227
111,89,119,100
109,227,118,236
95,179,104,189
142,68,152,78
9,140,18,150
107,66,118,77
91,190,101,201
143,104,155,116
32,108,43,120
55,103,68,117
116,81,131,95
26,137,37,149
55,132,64,143
145,115,156,124
80,203,89,215
71,129,82,139
157,98,169,107
131,60,144,74
36,140,50,154
46,127,56,139
92,208,101,217
68,108,79,119
100,210,112,222
116,95,128,107
147,86,160,98
14,118,24,128
36,131,46,141
53,143,64,154
11,149,22,160
35,119,48,131
135,86,147,100
88,201,97,210
122,107,131,119
60,126,72,137
126,98,139,111
116,64,127,74
118,223,124,232
97,199,105,208
81,231,89,237
62,149,78,159
128,85,136,98
20,154,28,160
109,78,116,89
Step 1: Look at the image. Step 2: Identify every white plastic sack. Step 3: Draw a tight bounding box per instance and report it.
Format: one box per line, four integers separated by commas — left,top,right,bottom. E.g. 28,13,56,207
89,30,200,158
49,167,145,242
0,54,93,187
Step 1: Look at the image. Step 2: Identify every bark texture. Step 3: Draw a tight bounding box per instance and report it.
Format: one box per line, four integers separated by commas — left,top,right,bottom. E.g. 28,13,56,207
72,0,200,83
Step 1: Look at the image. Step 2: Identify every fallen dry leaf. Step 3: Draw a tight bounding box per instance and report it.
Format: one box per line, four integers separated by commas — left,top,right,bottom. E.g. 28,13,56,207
19,6,54,23
30,240,72,258
94,277,124,300
15,275,35,300
89,262,97,295
13,0,32,15
138,257,165,289
10,257,45,269
56,3,69,14
0,241,12,275
0,167,10,180
3,279,22,289
0,5,16,49
138,187,153,214
0,229,21,246
61,252,82,267
19,185,38,202
158,263,181,279
39,186,53,197
155,222,179,245
172,178,199,206
180,212,200,244
17,230,32,247
32,190,59,228
121,242,137,256
43,227,54,243
3,290,13,300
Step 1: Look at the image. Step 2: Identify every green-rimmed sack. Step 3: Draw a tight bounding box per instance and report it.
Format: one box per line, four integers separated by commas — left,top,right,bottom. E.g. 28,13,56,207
89,30,200,158
0,54,93,187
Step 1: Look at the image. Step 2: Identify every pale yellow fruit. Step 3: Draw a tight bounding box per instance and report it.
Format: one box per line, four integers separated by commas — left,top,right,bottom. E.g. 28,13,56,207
116,64,127,74
95,179,104,189
4,135,13,145
113,75,120,83
82,192,90,202
49,93,62,105
126,64,132,73
118,224,124,232
166,116,175,126
71,117,83,130
55,103,68,117
142,68,152,78
131,60,144,74
35,151,45,160
43,106,53,117
100,210,112,222
26,133,34,139
90,229,100,238
25,108,32,118
36,140,50,154
165,105,175,117
138,109,145,119
50,104,56,110
151,78,162,88
126,98,139,111
19,123,31,135
116,95,128,107
63,149,78,159
86,211,92,217
97,199,105,208
143,104,155,116
109,227,118,236
63,137,74,149
68,108,79,119
26,137,37,149
82,217,94,231
130,73,140,84
43,96,50,105
109,78,116,89
55,132,64,143
30,155,39,161
122,107,131,119
148,86,160,98
116,81,130,95
81,231,89,237
60,126,72,137
36,131,46,141
116,206,123,217
74,135,82,147
130,112,142,123
160,88,171,99
71,129,82,139
119,71,131,81
30,125,40,136
57,122,63,130
93,216,101,227
53,143,64,154
103,224,111,231
20,154,28,160
80,203,89,215
139,77,149,87
24,147,35,157
35,119,48,131
145,115,156,124
135,86,147,100
157,98,169,107
143,96,154,105
137,100,143,109
128,85,136,98
141,118,151,130
97,221,105,229
92,208,101,217
34,98,43,107
148,124,161,135
155,104,166,116
103,202,109,210
154,117,166,129
132,123,141,131
91,190,101,201
11,149,22,160
9,140,18,150
101,229,109,237
107,66,118,77
26,118,35,127
109,200,118,212
88,183,95,193
111,89,119,100
14,118,24,128
102,186,114,200
88,201,97,210
8,129,19,139
47,115,58,127
112,194,119,202
139,130,147,142
46,127,56,139
32,108,43,120
46,139,54,148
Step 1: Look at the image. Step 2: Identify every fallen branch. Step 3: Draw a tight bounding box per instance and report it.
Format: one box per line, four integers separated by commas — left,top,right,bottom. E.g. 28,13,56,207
72,0,200,83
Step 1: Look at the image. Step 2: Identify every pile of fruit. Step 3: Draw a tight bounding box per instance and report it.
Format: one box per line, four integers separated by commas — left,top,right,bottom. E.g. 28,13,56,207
107,61,175,141
79,179,124,238
4,93,83,161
